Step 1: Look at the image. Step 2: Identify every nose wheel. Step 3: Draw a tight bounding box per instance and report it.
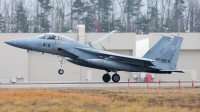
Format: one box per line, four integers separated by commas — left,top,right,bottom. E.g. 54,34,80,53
58,69,64,75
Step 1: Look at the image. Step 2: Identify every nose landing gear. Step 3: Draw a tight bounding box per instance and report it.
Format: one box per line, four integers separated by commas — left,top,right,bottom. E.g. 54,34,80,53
57,56,65,75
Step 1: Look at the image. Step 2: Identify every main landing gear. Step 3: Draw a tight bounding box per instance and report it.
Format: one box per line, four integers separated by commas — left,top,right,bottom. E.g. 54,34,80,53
57,56,65,75
102,72,120,83
102,73,111,83
112,73,120,83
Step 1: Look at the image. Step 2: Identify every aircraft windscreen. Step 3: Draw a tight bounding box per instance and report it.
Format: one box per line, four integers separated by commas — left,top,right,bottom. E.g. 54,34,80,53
38,33,73,41
38,34,46,39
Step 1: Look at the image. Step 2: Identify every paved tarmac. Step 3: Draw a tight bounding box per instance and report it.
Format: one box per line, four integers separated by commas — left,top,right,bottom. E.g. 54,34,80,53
0,81,199,89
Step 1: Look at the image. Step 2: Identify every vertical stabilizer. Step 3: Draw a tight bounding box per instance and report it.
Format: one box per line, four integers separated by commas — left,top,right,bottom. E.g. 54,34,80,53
143,36,171,59
153,36,183,69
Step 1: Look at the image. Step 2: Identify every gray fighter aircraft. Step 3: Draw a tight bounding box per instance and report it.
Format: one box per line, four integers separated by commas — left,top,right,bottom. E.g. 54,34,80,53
5,31,184,82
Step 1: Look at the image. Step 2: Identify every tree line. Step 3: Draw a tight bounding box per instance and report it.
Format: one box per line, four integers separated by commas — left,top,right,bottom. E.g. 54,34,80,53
0,0,199,34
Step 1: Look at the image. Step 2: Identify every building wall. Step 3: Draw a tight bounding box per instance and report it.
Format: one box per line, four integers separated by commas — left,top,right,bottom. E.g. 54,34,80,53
28,51,81,82
136,35,149,57
85,33,136,51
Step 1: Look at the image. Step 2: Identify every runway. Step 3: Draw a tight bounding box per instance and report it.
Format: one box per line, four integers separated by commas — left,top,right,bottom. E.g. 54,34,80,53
0,81,200,89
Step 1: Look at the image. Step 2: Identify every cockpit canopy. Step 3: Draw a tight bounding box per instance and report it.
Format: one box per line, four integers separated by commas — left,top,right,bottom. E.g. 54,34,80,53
37,33,72,41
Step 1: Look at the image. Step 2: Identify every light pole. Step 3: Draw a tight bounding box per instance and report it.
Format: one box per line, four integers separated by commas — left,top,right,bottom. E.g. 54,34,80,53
177,3,181,36
178,19,180,36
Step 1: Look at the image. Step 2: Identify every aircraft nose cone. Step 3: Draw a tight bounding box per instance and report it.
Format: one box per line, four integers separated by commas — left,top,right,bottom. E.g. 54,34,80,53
5,38,27,49
4,40,14,45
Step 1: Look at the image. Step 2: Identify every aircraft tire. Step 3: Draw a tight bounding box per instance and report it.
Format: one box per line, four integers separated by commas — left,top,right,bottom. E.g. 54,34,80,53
58,69,64,75
112,74,120,83
102,74,111,83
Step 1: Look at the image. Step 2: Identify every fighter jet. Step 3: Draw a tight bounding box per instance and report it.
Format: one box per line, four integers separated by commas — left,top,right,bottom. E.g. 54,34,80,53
5,31,184,83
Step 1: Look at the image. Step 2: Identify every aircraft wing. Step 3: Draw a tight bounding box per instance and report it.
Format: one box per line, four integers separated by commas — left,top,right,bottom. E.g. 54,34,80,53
99,50,154,61
76,47,154,66
90,30,117,46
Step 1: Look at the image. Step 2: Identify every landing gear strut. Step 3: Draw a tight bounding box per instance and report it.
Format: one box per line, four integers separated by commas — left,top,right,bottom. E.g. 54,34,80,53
57,56,65,75
102,73,111,83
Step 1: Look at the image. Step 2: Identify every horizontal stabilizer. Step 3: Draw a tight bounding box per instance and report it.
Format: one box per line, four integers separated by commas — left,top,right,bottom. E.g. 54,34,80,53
160,70,184,73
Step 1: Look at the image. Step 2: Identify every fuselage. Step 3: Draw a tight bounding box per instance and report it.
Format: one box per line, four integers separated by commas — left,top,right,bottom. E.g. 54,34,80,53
5,33,147,73
4,33,184,83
